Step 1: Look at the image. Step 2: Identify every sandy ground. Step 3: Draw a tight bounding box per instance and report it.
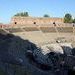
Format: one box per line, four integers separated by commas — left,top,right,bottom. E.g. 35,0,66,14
12,31,75,46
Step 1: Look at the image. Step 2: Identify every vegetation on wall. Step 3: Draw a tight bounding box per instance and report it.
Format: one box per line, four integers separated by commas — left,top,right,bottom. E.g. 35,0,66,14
14,12,75,23
64,13,72,23
43,14,50,17
14,12,29,17
73,19,75,23
64,13,75,23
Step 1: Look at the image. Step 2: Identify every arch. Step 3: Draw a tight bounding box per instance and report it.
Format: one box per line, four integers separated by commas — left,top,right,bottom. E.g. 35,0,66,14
14,22,17,24
33,22,36,24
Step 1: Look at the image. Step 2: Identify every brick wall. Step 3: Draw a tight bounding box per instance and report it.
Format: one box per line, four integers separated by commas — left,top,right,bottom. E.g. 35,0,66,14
11,17,64,25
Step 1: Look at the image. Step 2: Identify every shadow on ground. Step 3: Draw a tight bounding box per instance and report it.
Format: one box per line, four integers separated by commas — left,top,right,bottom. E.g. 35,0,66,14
0,32,75,75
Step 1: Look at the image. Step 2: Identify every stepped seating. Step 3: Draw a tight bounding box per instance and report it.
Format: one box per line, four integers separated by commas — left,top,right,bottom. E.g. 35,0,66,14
5,28,23,33
40,27,56,33
3,25,74,33
0,29,8,34
0,29,5,33
23,27,39,31
57,27,73,33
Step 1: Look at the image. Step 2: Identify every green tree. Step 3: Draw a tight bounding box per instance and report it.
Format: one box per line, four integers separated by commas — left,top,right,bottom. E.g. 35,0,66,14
64,13,72,23
14,12,29,17
43,14,50,17
73,18,75,23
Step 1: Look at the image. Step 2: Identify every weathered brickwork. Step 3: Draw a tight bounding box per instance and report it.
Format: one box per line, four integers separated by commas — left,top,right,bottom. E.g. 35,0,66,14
11,17,64,25
0,17,74,29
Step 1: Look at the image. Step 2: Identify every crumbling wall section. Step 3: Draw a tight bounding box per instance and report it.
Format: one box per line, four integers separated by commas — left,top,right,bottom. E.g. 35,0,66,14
11,17,63,25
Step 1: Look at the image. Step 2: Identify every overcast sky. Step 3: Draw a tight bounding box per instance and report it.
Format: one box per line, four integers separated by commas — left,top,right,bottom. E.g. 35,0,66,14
0,0,75,23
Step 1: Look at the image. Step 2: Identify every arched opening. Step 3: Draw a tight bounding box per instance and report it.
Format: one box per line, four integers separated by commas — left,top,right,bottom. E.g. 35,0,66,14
14,22,17,24
34,22,36,24
53,22,56,26
73,24,74,27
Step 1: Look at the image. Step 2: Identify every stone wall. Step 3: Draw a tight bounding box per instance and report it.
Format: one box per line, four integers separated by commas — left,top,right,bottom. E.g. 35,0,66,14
11,17,63,25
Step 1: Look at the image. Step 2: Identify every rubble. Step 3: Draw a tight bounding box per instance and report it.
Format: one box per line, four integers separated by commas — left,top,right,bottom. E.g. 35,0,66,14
0,33,75,75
